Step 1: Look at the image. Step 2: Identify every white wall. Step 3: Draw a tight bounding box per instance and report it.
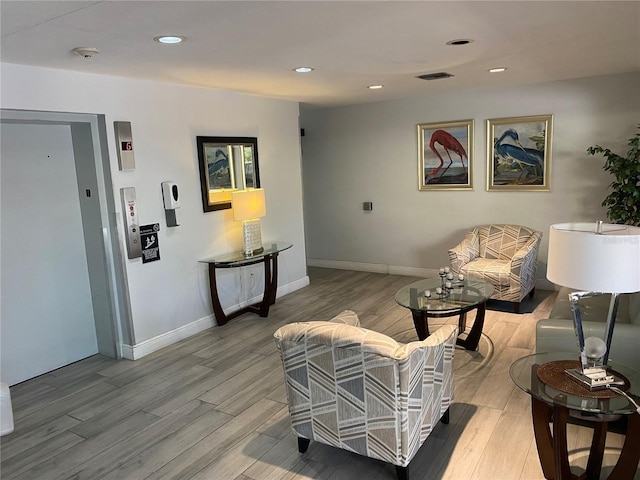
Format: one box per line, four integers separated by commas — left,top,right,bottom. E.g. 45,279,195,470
1,63,308,355
300,72,640,285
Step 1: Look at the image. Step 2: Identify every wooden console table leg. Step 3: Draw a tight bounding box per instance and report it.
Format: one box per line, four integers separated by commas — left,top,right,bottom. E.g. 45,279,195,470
267,252,279,306
259,253,279,317
532,397,556,480
608,412,640,479
208,263,229,326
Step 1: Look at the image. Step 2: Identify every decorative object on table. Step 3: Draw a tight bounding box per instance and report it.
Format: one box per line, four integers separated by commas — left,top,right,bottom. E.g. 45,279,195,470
274,310,457,480
231,188,266,256
196,136,260,212
547,221,640,389
417,119,473,190
486,114,552,191
586,125,640,226
448,224,542,313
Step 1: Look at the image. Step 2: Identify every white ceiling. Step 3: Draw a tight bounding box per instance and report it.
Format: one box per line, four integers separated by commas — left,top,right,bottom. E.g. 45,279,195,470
2,1,639,109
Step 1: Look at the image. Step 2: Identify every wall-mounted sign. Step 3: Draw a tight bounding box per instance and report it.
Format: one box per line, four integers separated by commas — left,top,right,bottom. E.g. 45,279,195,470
140,223,160,264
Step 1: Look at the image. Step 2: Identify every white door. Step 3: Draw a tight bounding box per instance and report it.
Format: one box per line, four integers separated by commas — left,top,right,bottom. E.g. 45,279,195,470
1,122,99,385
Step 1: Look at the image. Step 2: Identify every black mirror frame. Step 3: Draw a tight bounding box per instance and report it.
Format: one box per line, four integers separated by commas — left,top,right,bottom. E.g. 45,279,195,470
197,136,260,212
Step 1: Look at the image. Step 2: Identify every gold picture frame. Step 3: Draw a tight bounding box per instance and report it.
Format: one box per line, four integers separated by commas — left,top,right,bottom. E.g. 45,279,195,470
418,119,473,190
487,115,553,191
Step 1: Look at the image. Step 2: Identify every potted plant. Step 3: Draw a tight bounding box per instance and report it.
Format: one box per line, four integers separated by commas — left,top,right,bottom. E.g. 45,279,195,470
587,125,640,226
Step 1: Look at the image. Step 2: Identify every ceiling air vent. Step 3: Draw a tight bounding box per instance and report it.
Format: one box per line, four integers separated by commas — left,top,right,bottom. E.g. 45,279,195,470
416,72,454,81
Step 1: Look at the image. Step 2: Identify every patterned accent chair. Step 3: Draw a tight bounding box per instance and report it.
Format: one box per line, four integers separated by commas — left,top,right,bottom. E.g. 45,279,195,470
273,310,457,480
448,224,542,313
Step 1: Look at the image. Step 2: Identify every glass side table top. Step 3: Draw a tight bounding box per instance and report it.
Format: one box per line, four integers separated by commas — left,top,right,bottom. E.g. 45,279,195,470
199,241,292,267
510,352,640,416
395,277,494,314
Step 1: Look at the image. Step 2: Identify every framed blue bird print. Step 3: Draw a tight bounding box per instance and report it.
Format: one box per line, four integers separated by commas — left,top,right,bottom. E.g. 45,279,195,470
486,115,553,191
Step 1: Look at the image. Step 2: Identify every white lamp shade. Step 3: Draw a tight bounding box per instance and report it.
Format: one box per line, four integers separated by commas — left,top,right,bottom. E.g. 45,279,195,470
231,188,266,221
547,222,640,293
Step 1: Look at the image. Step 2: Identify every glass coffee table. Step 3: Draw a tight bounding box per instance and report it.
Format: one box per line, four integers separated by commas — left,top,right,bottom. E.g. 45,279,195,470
510,352,640,480
394,277,494,350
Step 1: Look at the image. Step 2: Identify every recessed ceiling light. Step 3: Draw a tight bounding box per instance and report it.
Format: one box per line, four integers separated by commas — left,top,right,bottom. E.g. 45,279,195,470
154,36,186,44
489,67,507,73
368,85,384,90
294,67,314,73
446,39,473,46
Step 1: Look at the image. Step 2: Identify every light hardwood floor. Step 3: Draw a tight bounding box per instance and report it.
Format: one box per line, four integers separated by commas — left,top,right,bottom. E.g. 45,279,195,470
1,267,636,480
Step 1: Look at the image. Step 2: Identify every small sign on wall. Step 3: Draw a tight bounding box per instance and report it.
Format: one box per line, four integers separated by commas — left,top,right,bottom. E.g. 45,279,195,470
141,223,160,264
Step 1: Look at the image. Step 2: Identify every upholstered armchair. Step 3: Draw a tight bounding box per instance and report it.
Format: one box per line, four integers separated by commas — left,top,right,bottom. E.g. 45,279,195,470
273,310,457,480
448,224,542,313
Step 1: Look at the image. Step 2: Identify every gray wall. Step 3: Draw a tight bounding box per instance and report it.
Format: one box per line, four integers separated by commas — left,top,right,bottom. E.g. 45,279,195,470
300,72,640,285
1,62,308,358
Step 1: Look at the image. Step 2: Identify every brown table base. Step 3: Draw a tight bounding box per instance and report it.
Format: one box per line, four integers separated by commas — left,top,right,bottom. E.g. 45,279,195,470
532,397,640,480
207,252,280,326
410,300,487,351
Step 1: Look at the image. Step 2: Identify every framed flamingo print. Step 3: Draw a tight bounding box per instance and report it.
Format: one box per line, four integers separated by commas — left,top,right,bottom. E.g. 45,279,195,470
486,114,553,191
418,120,473,190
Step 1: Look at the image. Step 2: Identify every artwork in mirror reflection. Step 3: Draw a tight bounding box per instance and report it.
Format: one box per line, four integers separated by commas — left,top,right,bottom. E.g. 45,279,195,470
197,136,260,212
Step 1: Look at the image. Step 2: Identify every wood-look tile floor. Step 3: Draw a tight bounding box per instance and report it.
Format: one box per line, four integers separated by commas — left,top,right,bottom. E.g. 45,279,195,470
1,267,637,480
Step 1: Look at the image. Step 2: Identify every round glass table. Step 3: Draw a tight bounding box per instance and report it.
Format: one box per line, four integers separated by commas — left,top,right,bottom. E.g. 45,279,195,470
394,277,494,350
510,352,640,480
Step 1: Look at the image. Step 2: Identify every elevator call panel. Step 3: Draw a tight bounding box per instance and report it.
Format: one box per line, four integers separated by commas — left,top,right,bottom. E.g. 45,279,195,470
120,187,142,259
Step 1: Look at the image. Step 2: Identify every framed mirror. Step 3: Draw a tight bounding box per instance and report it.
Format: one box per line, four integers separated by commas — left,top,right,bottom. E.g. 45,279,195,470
197,136,261,212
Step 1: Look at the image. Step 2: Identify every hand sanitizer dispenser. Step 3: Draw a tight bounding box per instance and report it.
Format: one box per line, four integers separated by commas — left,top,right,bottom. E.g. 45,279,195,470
161,182,180,227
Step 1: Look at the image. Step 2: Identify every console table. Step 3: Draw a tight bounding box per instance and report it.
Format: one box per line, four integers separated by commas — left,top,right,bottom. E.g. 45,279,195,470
199,242,292,326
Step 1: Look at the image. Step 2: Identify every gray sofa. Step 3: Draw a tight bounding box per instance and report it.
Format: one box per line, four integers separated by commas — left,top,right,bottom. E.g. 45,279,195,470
536,287,640,369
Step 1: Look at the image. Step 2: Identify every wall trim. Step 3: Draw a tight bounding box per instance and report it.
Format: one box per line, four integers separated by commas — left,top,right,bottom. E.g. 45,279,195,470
307,257,555,290
121,275,310,360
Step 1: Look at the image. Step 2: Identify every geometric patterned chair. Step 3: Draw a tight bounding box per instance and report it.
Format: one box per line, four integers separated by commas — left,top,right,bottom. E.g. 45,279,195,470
448,224,542,314
273,310,457,480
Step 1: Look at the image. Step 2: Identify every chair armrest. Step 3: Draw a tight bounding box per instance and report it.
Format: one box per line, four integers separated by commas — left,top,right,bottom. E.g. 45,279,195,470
448,230,479,273
328,309,360,326
510,231,542,276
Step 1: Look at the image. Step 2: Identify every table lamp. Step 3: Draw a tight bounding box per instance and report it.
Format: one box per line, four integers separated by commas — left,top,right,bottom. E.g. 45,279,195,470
231,188,266,256
547,222,640,388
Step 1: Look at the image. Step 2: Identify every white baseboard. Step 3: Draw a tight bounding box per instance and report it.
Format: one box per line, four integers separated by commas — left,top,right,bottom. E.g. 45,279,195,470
120,275,310,360
307,258,437,278
307,257,553,292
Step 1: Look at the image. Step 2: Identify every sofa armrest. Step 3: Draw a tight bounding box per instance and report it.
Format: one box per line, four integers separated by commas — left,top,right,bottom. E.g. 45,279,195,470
536,318,640,368
448,230,479,273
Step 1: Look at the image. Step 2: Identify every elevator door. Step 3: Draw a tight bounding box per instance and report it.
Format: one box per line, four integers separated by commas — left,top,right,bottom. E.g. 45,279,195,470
1,122,99,385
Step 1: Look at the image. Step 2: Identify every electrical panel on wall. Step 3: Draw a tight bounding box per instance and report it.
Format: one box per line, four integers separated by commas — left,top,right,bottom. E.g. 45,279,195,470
114,121,135,170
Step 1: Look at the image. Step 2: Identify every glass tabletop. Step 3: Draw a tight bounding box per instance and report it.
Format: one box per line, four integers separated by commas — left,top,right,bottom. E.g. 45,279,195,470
394,277,494,314
510,352,640,415
199,241,292,267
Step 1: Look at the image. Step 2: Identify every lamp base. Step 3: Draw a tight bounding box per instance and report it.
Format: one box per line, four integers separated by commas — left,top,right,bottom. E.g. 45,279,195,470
565,367,625,390
242,219,263,257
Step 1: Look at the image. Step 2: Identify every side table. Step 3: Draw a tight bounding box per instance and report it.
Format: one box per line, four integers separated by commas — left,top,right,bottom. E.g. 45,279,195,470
394,277,494,350
510,352,640,480
199,242,292,326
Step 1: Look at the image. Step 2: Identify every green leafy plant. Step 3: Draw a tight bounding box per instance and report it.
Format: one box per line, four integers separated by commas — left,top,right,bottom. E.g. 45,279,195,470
587,125,640,226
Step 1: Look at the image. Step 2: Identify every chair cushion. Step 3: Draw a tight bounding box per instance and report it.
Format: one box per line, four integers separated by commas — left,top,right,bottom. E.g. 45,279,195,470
461,258,511,286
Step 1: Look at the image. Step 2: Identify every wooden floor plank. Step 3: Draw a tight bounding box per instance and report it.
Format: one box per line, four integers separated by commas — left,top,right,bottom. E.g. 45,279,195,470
1,267,637,480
